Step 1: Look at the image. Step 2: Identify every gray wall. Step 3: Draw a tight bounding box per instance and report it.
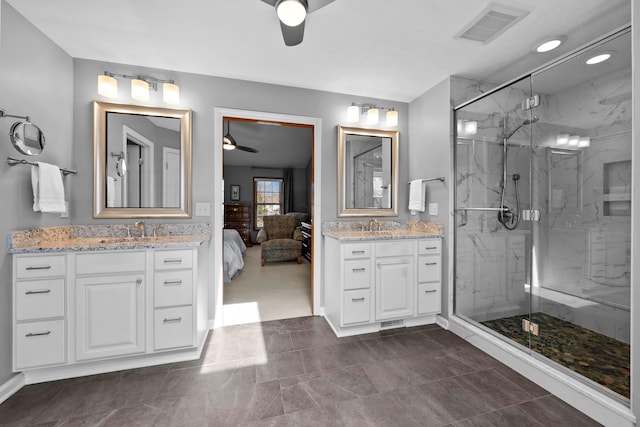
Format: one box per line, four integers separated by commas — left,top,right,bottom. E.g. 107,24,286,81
0,1,74,384
408,77,452,317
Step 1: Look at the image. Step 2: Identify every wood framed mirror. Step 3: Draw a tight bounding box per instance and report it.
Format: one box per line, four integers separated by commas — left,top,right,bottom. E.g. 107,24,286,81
338,125,399,217
93,101,192,218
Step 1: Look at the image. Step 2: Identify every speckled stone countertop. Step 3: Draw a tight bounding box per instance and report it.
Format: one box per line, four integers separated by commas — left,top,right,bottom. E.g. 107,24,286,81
8,223,211,254
322,220,443,241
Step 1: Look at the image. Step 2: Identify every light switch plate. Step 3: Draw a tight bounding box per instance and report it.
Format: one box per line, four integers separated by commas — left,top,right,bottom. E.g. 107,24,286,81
195,202,210,217
428,203,438,216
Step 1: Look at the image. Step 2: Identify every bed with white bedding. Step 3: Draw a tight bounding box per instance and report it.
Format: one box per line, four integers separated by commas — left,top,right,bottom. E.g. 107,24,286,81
224,228,247,281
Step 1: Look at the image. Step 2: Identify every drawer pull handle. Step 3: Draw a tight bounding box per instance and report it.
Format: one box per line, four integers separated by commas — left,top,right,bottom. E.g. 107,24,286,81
424,262,438,266
352,250,365,254
26,331,51,337
424,289,438,293
163,317,182,323
352,268,366,272
424,247,437,250
163,258,182,264
164,280,183,286
25,289,51,295
352,297,366,302
25,265,52,270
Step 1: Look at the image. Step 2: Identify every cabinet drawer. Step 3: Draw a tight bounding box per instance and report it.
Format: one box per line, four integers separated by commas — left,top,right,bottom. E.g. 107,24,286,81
342,289,370,325
15,319,65,369
154,271,193,308
16,279,65,321
418,255,441,283
418,239,441,255
76,251,145,275
154,306,194,350
344,260,371,290
16,255,66,279
376,241,413,257
155,250,193,270
344,243,370,259
417,283,441,315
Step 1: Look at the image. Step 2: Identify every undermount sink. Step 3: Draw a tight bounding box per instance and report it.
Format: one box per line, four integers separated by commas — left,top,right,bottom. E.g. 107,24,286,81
97,236,154,244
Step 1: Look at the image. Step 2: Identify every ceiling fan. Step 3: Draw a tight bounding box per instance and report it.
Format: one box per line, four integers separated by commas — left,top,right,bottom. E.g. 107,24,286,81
260,0,336,46
223,121,259,153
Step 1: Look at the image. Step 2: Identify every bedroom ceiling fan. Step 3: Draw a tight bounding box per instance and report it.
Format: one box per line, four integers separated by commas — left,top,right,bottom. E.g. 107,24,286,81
223,121,259,153
260,0,336,46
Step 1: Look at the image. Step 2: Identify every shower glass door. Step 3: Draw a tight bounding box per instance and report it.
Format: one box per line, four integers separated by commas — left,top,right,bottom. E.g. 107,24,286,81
454,28,631,402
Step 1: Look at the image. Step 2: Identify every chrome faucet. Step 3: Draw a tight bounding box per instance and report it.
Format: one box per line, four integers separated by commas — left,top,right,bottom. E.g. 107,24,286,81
134,221,146,237
368,218,378,232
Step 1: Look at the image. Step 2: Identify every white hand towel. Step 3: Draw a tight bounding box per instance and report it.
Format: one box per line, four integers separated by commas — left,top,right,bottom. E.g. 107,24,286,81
31,162,66,213
408,179,426,212
107,176,116,207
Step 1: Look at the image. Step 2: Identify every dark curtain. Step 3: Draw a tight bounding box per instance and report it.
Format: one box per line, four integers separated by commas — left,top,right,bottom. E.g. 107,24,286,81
283,168,293,213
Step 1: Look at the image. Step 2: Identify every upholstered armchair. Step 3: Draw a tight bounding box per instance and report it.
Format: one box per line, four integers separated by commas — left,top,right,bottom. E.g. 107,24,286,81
256,215,303,266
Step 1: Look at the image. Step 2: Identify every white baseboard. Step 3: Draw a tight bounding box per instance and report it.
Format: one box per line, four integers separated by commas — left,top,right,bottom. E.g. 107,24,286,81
0,373,25,405
448,315,636,427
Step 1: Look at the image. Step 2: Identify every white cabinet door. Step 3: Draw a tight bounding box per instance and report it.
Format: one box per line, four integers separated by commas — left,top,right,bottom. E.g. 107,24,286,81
375,256,414,321
76,274,145,361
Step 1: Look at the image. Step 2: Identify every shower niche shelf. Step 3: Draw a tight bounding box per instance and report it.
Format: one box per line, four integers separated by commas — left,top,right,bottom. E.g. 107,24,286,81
603,160,631,216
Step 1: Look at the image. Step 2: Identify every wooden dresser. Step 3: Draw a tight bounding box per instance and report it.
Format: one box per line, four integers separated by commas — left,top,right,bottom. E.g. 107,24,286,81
224,204,252,246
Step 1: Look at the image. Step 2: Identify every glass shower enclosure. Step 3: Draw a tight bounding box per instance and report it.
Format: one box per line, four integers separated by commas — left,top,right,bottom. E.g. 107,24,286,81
453,28,631,401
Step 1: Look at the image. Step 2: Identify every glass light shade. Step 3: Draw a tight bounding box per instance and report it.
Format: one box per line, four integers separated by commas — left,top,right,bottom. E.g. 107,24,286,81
464,120,477,135
223,136,236,150
347,104,360,122
578,137,591,148
277,0,306,26
163,83,180,104
456,120,462,134
556,134,569,145
98,74,118,98
568,135,580,146
386,109,398,127
367,108,379,125
131,79,149,101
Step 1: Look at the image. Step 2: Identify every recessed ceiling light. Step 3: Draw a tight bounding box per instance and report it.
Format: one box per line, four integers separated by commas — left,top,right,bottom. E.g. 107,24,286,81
586,51,614,65
534,36,566,53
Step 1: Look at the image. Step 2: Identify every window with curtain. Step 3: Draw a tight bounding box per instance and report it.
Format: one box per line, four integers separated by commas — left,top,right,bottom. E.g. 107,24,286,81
254,177,284,229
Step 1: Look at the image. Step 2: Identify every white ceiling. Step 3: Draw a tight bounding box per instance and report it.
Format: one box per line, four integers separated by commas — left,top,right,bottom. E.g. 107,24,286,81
7,0,630,103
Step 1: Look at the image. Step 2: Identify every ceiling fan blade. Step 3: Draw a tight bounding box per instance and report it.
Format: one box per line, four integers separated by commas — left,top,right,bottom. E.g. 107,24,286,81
260,0,278,6
307,0,335,13
236,145,259,153
280,20,305,46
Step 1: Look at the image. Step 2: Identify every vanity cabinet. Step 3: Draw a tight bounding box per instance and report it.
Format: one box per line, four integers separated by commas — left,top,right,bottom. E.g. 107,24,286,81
324,236,442,337
13,247,198,375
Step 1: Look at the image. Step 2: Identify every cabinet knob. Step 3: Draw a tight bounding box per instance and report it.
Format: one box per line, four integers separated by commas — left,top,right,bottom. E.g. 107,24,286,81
136,278,142,285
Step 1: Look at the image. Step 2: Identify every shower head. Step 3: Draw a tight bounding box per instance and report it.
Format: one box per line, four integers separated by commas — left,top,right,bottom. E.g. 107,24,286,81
504,116,539,139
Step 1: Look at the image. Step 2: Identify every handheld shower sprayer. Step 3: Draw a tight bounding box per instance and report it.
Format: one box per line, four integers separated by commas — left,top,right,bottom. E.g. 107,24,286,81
498,117,537,230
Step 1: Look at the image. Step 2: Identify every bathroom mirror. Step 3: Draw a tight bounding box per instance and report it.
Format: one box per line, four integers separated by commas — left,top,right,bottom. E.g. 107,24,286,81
93,100,192,218
338,125,398,217
10,121,46,155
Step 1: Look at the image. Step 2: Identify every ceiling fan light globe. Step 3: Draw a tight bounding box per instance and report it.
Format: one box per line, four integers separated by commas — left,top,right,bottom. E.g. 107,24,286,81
223,143,236,151
277,0,307,26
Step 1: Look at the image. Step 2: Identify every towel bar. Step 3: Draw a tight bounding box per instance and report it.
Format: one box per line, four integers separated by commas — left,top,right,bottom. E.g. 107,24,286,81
7,157,77,175
408,176,445,184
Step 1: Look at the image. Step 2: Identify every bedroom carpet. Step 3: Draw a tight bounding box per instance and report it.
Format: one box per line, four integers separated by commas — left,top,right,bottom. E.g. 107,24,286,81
223,245,312,325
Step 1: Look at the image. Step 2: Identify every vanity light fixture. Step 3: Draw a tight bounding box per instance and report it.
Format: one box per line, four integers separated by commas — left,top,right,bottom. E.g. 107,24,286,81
553,133,590,149
556,134,569,145
277,0,307,26
456,119,477,136
578,137,590,148
568,135,580,147
346,103,398,127
97,71,180,104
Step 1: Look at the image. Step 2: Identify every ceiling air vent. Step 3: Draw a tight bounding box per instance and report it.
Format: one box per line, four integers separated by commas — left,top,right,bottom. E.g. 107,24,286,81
455,3,529,44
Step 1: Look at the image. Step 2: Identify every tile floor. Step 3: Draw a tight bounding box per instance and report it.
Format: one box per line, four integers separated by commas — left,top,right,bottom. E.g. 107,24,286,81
0,316,601,426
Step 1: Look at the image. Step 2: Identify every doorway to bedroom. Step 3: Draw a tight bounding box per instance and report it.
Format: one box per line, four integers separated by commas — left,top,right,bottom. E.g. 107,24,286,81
221,116,315,326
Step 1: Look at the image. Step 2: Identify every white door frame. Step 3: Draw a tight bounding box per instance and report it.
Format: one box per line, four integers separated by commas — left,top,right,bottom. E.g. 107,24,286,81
122,125,155,207
212,108,322,329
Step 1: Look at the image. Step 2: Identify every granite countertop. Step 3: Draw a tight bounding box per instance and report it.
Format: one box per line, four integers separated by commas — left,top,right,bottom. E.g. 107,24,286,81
322,220,443,241
8,224,211,254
